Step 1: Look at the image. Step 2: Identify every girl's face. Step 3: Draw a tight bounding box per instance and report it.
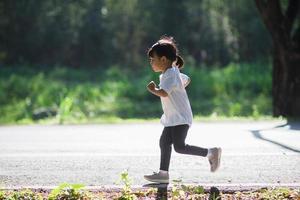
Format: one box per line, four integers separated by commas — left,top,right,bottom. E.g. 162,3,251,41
149,52,168,73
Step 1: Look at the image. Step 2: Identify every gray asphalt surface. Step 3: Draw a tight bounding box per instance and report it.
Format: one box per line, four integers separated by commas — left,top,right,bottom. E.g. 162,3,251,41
0,120,299,188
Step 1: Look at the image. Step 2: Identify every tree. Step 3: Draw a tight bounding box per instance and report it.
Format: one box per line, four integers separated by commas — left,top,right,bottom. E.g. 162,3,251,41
254,0,300,118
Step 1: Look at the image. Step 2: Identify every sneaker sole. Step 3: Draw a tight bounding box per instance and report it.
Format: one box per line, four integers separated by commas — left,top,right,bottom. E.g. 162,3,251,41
144,176,169,184
210,148,222,172
215,148,222,172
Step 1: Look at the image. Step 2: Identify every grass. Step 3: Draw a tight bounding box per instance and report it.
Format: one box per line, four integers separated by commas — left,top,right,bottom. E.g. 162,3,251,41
0,62,273,125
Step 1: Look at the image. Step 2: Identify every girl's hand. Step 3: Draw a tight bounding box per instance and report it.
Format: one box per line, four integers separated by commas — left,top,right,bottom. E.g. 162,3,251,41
147,81,168,97
147,81,156,91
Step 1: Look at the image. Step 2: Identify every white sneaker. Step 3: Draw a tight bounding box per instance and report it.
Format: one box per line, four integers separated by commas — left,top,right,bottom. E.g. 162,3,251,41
144,172,169,183
208,148,222,172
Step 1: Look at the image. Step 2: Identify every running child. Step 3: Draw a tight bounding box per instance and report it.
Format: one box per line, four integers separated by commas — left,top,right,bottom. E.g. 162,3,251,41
144,36,222,183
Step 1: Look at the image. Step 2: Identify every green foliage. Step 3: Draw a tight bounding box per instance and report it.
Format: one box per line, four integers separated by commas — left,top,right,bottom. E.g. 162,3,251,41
117,170,137,200
170,182,185,200
171,180,205,199
231,187,300,200
0,1,271,68
2,189,43,200
0,186,299,199
58,96,74,124
181,185,205,195
187,62,272,117
0,191,5,200
48,183,92,200
0,63,272,124
259,187,296,200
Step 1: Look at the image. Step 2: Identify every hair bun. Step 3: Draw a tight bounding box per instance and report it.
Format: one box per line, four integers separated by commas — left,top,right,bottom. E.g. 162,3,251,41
176,55,184,69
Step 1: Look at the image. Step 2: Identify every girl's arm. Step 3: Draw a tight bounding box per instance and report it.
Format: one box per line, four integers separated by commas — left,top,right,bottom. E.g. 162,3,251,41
147,81,168,97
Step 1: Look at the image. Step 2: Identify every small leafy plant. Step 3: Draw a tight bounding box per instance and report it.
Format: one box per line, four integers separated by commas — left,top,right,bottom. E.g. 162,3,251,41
0,191,5,200
117,170,137,200
57,96,74,124
259,187,299,200
48,183,92,200
171,180,206,200
171,180,185,200
7,189,42,200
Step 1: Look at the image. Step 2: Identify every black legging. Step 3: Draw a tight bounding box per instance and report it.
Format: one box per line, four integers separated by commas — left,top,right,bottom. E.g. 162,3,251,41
159,124,208,171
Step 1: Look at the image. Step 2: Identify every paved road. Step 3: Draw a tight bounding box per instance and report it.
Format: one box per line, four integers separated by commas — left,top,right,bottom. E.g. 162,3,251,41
0,121,299,188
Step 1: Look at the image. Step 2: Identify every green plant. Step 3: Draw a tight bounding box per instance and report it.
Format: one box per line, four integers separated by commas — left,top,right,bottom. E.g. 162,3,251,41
0,63,274,124
170,180,185,200
170,180,207,200
117,170,137,200
57,96,74,124
48,183,92,200
259,187,297,200
8,189,43,200
0,191,5,200
181,184,205,195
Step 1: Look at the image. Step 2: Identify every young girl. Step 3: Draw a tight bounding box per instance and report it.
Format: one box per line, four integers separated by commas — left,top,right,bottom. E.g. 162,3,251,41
144,36,222,183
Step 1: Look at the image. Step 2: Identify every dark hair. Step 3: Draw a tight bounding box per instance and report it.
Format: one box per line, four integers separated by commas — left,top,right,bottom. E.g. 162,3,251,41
148,36,184,69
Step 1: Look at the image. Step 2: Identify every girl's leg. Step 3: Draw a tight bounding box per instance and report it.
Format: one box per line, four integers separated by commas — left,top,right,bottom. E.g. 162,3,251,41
159,127,173,171
144,127,171,183
171,124,208,157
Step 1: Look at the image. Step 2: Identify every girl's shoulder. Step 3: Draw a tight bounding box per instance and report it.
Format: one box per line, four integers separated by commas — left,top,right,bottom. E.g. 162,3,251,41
160,67,179,82
164,66,178,76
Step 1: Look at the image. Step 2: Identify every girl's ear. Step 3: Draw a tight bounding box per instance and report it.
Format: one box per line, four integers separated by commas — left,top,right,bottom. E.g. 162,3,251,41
161,56,167,63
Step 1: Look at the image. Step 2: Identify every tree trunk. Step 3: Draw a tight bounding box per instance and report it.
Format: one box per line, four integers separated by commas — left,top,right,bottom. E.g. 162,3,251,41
273,44,300,117
255,0,300,118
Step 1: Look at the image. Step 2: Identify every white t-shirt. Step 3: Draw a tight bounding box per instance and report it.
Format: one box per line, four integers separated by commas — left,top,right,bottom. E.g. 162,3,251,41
159,66,193,127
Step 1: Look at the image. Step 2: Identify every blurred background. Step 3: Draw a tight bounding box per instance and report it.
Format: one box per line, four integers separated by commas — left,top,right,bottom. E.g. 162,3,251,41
0,0,287,124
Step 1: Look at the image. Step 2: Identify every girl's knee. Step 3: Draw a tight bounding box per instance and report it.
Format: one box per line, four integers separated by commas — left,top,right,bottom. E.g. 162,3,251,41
174,144,185,153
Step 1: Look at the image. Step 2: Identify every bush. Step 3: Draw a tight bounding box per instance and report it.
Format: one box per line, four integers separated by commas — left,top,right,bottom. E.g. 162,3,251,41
0,63,272,124
48,183,92,200
186,62,272,117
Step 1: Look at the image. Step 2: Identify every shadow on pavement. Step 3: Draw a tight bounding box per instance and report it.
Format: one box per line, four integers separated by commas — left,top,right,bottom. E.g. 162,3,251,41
250,121,300,153
209,186,221,200
273,120,300,130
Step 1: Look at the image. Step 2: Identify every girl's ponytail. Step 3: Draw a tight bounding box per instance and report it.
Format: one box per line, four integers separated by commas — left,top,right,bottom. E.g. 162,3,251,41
176,55,184,69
